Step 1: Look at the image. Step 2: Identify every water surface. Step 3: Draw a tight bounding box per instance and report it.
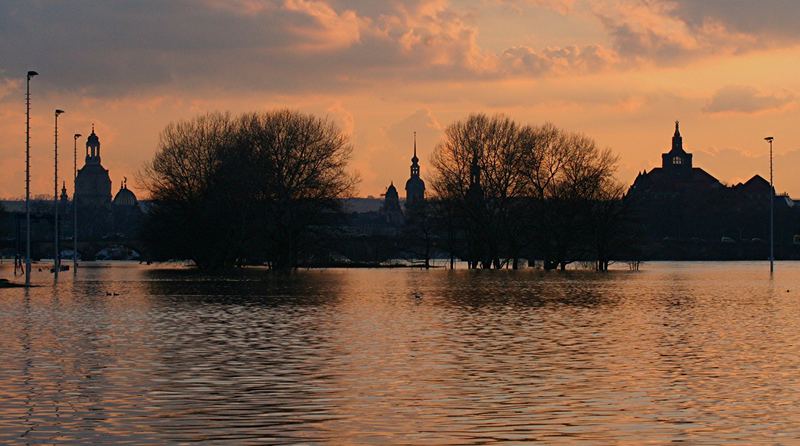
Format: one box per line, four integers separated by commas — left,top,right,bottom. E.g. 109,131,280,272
0,262,797,444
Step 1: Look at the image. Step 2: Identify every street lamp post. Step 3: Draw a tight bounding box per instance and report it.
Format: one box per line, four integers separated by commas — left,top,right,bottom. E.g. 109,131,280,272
73,133,81,273
765,136,774,274
25,70,38,287
54,109,64,278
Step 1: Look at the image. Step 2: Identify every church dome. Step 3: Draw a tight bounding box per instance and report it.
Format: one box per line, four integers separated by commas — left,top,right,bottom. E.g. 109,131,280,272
113,182,138,207
87,131,100,146
386,182,398,198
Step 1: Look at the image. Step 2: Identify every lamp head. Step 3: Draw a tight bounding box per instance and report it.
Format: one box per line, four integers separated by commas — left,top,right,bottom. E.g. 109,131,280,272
27,71,38,79
74,133,82,139
765,136,774,142
55,109,64,116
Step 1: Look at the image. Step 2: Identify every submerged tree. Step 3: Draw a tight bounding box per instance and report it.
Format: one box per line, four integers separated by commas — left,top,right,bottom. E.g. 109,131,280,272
141,110,356,270
431,114,527,269
430,114,626,270
520,125,621,270
140,112,243,269
238,110,357,270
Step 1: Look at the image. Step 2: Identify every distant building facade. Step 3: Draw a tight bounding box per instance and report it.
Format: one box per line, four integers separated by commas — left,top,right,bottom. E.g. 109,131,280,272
75,126,113,239
73,126,143,241
0,125,145,260
628,121,800,257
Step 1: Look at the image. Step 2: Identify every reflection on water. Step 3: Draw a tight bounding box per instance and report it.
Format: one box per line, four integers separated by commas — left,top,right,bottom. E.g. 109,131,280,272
1,262,799,444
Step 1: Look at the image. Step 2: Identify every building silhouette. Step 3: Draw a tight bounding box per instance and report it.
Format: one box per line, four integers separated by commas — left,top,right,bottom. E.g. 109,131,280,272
72,126,143,241
112,177,142,238
380,182,404,226
628,121,800,258
74,125,113,239
404,132,425,207
76,126,112,207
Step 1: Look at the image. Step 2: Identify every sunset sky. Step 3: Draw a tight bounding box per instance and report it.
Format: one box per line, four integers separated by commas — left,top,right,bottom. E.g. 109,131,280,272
2,0,800,198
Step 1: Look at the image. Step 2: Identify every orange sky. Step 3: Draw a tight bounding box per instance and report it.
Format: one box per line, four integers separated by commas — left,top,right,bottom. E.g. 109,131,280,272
2,0,800,199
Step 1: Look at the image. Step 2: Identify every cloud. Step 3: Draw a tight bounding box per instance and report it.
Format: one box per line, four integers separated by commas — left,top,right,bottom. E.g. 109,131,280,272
282,0,364,51
326,101,356,136
703,85,795,114
0,77,20,101
501,44,618,75
0,0,630,99
490,0,577,15
671,0,800,44
591,1,750,62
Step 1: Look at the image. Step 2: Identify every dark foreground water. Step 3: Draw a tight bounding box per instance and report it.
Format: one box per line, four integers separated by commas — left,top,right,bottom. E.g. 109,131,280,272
1,262,798,444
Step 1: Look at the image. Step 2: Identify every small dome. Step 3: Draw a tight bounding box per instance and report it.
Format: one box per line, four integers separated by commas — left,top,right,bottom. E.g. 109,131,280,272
87,129,100,146
113,184,137,207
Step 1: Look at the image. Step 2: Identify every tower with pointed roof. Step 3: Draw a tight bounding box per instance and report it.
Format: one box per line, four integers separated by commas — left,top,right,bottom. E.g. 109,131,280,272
661,120,693,174
404,132,426,207
75,125,113,238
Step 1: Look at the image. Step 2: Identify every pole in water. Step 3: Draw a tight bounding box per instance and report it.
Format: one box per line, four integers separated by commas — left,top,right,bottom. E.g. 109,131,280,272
54,109,64,278
25,70,38,287
73,133,81,273
765,136,774,274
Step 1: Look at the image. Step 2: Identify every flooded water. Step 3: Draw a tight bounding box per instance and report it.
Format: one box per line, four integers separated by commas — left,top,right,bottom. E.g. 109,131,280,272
0,262,798,444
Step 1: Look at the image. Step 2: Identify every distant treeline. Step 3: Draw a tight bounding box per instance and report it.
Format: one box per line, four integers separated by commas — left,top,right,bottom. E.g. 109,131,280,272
140,110,637,270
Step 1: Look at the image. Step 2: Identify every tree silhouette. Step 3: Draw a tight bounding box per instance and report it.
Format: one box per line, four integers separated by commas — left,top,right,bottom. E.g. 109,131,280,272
141,110,356,270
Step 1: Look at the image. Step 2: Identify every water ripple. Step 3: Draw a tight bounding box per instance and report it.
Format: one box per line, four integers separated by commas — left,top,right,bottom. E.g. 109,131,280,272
0,262,797,444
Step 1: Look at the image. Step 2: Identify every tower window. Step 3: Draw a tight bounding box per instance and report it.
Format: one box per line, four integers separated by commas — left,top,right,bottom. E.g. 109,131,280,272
672,156,682,165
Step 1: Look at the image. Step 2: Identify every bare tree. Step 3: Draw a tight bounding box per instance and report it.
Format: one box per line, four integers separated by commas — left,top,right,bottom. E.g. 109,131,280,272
519,126,620,270
141,112,244,269
431,116,624,271
237,110,357,270
431,113,527,269
141,110,356,270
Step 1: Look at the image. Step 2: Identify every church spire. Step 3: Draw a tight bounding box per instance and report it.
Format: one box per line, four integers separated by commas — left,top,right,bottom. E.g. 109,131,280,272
662,119,692,171
60,181,68,201
409,132,420,178
671,120,684,153
405,131,426,207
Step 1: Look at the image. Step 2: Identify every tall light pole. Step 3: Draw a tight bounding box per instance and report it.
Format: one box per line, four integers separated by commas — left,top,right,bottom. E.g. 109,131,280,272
73,133,81,273
53,109,64,278
25,70,38,287
765,136,774,274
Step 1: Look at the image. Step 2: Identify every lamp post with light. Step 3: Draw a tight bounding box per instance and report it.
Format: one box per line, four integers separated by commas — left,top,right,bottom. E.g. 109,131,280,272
25,70,38,287
73,133,81,272
765,136,774,274
53,109,64,278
